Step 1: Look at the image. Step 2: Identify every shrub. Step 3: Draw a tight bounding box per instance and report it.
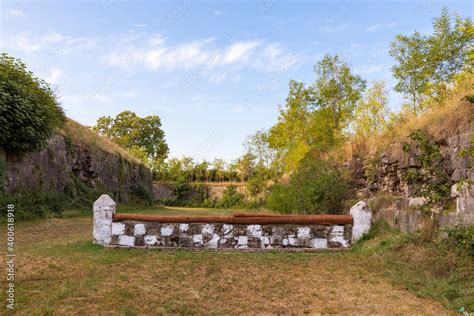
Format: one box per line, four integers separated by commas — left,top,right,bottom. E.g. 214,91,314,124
266,184,292,214
216,185,243,208
130,184,153,205
402,129,451,212
0,188,67,221
443,224,474,256
0,54,65,154
267,159,348,214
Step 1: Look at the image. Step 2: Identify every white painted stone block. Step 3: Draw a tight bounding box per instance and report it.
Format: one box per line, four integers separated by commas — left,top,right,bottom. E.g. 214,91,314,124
134,224,146,236
282,238,288,246
161,224,174,236
93,194,116,245
222,224,233,235
111,223,125,235
237,236,248,245
193,234,203,244
118,235,135,247
247,225,262,237
207,233,220,248
350,201,372,242
311,238,328,248
179,224,189,232
144,235,157,246
202,224,215,235
329,225,348,247
297,227,311,238
288,236,296,246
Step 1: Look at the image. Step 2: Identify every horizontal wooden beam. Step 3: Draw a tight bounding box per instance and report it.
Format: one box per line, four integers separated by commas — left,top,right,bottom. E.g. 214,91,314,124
113,213,353,225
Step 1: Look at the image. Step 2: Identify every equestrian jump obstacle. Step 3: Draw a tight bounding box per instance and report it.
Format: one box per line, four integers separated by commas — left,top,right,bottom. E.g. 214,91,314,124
93,194,372,251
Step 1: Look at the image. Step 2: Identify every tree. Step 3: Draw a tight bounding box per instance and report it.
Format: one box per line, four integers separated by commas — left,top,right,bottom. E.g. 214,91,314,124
93,111,168,162
212,158,226,182
390,8,473,111
244,129,275,170
354,80,390,138
235,153,255,182
268,80,315,172
0,54,65,153
313,54,366,131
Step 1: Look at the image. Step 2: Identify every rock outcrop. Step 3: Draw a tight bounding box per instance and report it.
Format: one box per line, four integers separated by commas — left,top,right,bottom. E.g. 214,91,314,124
2,134,153,203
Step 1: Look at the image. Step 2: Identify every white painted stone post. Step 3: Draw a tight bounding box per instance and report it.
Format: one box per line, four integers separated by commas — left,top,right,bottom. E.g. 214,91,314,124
93,194,116,245
350,201,372,242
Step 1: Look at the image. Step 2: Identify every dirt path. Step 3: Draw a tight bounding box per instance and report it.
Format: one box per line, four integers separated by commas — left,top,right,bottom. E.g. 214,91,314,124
0,217,452,315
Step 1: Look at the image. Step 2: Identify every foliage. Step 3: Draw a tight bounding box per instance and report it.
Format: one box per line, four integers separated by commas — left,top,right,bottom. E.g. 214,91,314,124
93,111,169,163
267,158,348,214
313,54,366,131
443,224,474,256
390,7,473,111
265,184,293,214
216,185,244,208
130,184,153,205
153,156,240,182
402,129,451,212
353,80,390,138
0,188,67,221
355,221,474,312
0,53,65,154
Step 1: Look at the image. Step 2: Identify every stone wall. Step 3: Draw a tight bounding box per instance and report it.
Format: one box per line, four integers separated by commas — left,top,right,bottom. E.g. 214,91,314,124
93,195,372,251
3,134,153,203
352,129,473,232
110,221,351,250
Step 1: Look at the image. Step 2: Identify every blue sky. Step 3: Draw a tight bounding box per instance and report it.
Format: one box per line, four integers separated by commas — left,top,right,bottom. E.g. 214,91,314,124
1,0,472,161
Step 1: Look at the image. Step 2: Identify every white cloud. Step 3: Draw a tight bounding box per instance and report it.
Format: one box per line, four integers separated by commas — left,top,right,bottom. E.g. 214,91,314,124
134,23,147,28
6,32,96,55
213,10,222,15
366,22,397,32
105,35,301,79
45,67,63,85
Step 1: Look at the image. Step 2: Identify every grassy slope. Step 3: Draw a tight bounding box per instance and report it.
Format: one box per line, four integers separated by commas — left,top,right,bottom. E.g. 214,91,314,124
0,207,459,315
61,119,143,165
345,78,473,160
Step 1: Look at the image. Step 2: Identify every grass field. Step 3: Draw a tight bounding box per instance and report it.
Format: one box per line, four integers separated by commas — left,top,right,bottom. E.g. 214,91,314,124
0,206,469,315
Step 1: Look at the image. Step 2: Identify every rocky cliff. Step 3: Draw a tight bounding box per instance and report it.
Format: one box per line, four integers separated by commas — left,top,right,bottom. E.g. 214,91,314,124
349,100,473,232
1,120,153,205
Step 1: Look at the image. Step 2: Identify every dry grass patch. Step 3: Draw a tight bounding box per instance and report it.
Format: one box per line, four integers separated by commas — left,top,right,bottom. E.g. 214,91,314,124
61,119,143,165
0,208,454,315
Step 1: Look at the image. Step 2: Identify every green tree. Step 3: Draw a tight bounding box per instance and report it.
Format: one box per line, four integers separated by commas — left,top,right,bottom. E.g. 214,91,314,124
235,153,255,182
268,80,314,172
313,54,366,131
93,111,168,162
390,8,473,111
212,158,226,182
354,80,390,138
0,54,65,153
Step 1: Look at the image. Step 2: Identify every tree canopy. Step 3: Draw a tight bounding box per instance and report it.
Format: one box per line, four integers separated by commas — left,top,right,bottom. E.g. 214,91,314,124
93,111,169,162
0,53,65,153
390,7,473,111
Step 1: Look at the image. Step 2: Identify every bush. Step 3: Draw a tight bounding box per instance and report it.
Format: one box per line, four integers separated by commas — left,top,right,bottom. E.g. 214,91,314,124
216,185,243,208
0,188,67,221
444,224,474,256
266,159,348,214
265,184,293,214
0,54,65,154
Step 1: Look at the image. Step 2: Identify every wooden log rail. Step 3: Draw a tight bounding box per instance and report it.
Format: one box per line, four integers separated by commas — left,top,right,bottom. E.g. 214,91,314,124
113,213,353,225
